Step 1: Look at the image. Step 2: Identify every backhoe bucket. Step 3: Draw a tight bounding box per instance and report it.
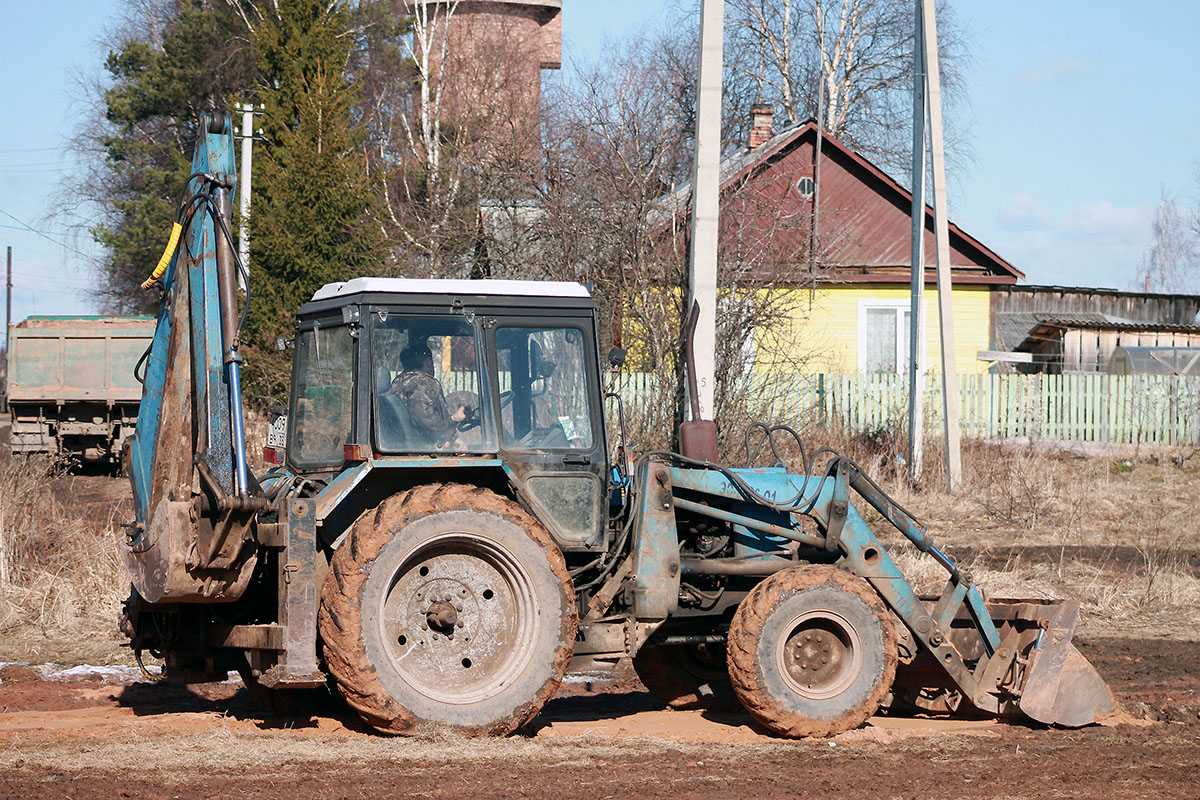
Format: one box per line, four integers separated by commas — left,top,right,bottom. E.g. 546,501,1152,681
1016,600,1117,727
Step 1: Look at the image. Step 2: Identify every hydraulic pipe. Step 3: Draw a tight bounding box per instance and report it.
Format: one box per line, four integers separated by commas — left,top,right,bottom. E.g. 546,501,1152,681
215,187,249,496
671,496,825,548
649,634,727,646
682,557,794,576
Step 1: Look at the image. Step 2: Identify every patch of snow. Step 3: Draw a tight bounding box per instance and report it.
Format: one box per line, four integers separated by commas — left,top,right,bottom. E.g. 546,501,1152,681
37,664,161,684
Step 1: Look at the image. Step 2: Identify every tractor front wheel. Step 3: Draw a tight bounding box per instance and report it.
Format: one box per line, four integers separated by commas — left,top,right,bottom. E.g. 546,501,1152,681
318,484,576,736
727,566,897,738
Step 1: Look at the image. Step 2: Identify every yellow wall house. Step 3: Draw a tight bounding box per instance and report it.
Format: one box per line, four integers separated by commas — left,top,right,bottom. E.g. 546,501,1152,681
703,117,1023,375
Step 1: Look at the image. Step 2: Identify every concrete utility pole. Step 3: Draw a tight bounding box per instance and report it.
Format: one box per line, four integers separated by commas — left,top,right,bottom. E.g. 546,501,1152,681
920,0,962,490
907,3,927,480
688,0,723,419
5,247,10,355
237,104,255,293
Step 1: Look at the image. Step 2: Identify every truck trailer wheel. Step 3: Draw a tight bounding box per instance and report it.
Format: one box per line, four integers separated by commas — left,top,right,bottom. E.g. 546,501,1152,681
318,484,576,736
633,642,739,711
727,566,897,738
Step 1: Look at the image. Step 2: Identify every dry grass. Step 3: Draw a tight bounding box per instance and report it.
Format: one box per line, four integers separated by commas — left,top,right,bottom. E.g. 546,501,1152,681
0,454,130,664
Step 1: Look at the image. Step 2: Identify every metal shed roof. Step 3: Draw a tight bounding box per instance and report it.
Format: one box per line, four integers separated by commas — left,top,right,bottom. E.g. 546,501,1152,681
1107,346,1200,376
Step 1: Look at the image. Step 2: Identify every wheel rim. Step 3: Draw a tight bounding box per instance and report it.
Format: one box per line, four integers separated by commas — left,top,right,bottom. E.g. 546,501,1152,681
379,532,537,705
776,609,864,700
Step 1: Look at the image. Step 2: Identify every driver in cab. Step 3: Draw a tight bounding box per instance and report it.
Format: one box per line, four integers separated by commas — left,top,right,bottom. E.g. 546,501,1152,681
388,342,453,447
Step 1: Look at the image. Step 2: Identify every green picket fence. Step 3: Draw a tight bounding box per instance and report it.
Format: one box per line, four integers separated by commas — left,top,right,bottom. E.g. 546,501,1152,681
607,372,1200,445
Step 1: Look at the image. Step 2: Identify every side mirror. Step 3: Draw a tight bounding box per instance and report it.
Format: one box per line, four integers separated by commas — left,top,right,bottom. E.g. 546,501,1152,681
275,337,293,352
608,347,627,369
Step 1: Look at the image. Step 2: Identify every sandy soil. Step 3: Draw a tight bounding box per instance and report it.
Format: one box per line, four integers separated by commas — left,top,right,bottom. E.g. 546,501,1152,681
0,637,1196,799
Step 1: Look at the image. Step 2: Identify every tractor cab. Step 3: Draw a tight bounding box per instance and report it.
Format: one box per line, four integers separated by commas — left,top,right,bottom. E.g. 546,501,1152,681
285,278,611,552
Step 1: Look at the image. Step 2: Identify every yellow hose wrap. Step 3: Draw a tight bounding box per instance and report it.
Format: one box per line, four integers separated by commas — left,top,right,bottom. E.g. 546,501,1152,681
140,221,183,290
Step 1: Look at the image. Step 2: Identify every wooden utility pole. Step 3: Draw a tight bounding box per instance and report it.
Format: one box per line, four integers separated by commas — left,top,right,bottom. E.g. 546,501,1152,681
920,0,962,490
688,0,723,419
907,3,927,480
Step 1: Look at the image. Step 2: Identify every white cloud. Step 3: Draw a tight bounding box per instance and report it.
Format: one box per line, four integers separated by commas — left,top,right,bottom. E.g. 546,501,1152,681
987,198,1154,289
997,192,1051,231
1015,55,1090,86
1063,200,1150,240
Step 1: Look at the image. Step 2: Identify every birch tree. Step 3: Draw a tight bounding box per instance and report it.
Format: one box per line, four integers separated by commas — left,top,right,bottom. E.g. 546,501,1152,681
724,0,968,172
1138,193,1199,292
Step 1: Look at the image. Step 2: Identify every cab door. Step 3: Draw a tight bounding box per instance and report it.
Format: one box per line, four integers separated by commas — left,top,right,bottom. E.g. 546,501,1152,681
488,320,608,553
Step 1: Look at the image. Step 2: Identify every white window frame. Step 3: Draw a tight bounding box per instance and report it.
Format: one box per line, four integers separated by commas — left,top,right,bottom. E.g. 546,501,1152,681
857,299,924,374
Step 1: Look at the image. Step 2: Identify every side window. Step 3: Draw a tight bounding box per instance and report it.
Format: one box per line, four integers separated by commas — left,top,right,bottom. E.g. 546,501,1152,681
372,315,495,453
290,324,354,466
495,327,594,450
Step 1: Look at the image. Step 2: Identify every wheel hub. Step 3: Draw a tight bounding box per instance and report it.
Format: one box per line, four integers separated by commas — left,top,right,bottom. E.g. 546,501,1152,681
777,610,863,700
379,535,536,705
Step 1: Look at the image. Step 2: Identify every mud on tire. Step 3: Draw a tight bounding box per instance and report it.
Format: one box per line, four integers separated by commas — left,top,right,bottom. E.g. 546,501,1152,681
727,566,897,738
318,484,576,736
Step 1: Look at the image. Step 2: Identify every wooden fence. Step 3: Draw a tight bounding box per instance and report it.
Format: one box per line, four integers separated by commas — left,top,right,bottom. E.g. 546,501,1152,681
608,372,1200,445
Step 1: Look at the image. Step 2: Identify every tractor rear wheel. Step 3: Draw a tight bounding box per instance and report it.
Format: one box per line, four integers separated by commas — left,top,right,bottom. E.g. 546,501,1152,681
633,641,739,711
727,566,897,738
318,484,576,736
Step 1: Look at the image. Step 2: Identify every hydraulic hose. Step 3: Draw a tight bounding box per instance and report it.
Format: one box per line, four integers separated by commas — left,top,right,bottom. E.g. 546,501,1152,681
140,222,182,290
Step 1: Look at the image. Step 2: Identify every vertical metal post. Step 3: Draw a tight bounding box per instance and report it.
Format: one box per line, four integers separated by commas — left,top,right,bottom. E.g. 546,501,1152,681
688,0,723,419
907,3,926,480
921,0,962,490
238,104,254,293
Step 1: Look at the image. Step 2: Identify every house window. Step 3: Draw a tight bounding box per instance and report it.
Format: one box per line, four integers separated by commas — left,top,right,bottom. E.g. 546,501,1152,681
795,176,815,199
859,301,912,374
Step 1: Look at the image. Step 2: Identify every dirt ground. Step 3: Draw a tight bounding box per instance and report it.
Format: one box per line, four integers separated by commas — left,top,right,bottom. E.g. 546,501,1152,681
0,635,1196,800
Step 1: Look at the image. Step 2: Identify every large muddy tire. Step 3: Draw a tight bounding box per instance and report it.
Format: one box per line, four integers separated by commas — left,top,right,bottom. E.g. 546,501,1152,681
727,566,897,738
318,484,576,736
633,642,739,711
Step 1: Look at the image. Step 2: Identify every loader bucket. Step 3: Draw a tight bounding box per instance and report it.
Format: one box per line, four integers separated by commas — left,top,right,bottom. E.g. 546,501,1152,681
898,597,1119,728
1016,600,1118,727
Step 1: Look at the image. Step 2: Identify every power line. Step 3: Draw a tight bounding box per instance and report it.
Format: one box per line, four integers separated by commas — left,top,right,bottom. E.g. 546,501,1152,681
0,160,69,168
0,206,92,259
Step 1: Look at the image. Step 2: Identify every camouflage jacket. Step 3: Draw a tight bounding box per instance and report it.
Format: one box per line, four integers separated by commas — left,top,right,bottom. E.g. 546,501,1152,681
389,370,452,445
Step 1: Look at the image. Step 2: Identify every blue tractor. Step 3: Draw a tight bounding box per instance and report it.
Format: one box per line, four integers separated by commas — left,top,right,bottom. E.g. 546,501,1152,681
120,114,1116,737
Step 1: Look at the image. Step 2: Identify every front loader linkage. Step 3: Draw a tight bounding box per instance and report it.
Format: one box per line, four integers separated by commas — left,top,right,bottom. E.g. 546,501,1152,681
666,462,1117,728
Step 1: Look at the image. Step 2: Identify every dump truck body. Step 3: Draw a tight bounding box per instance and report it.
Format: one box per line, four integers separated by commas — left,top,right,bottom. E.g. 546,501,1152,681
7,315,154,462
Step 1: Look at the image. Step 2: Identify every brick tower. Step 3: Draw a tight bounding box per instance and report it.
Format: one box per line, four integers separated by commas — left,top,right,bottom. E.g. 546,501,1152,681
404,1,563,159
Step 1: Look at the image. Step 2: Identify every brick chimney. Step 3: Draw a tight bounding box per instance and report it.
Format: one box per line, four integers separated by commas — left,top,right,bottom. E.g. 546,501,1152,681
749,103,775,149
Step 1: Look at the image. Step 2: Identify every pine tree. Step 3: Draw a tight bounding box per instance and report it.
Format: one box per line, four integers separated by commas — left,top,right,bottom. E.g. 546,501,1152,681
87,2,257,313
245,0,389,403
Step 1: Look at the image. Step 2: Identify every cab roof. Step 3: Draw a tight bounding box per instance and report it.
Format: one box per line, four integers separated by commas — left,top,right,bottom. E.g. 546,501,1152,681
310,278,591,302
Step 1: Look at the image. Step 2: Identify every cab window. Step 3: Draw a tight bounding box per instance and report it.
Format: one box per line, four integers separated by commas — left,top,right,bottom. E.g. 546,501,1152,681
495,326,594,450
290,324,353,467
371,314,495,453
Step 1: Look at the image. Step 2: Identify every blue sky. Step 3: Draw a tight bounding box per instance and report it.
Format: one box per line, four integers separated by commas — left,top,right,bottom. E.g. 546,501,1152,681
1,1,1197,323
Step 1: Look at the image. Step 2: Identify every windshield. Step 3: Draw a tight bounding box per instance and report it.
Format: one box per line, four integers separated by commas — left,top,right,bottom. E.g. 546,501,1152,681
290,323,354,467
495,326,594,450
372,314,495,453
